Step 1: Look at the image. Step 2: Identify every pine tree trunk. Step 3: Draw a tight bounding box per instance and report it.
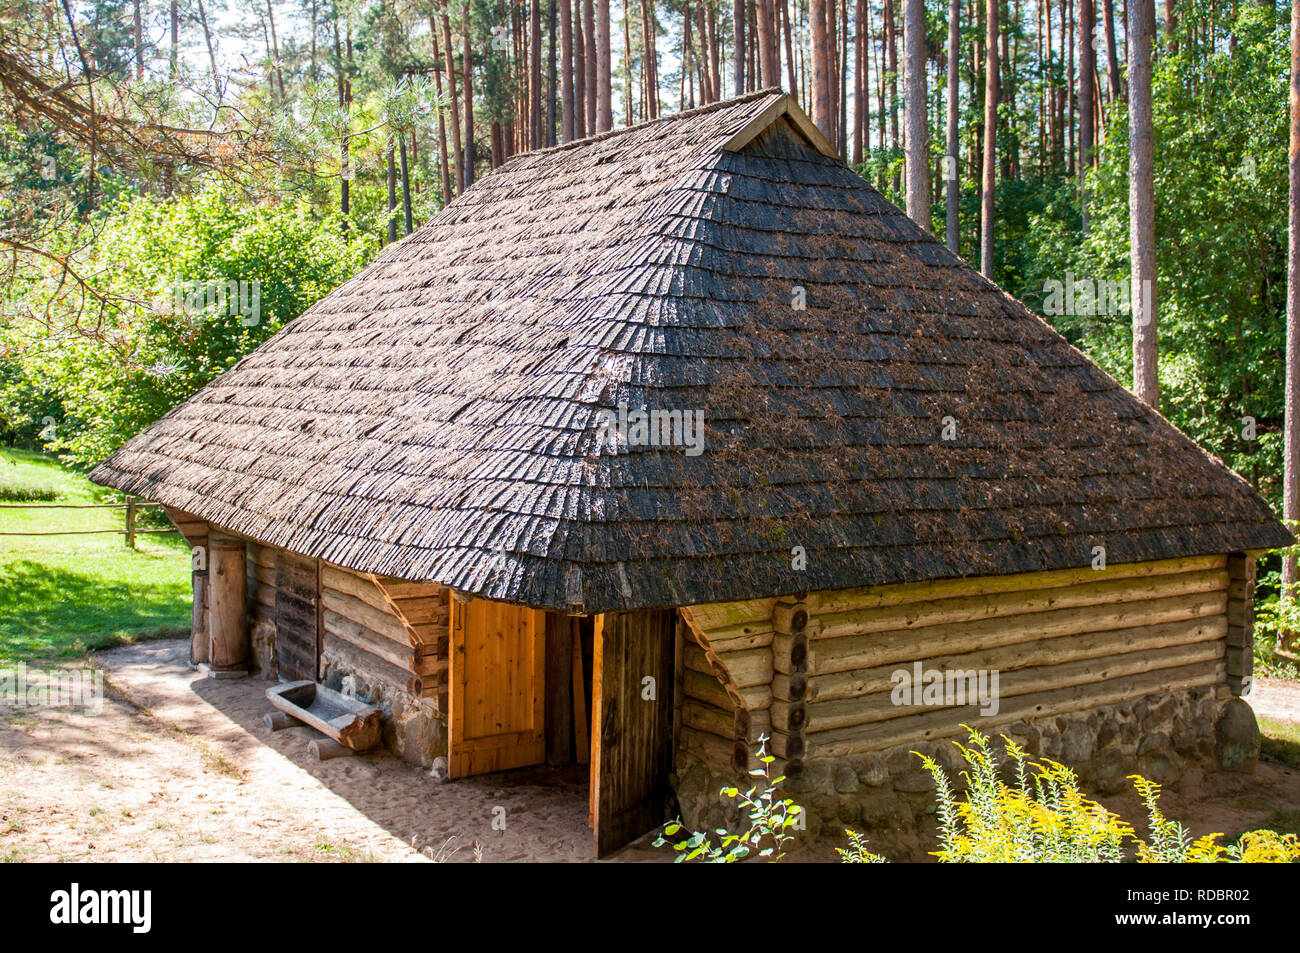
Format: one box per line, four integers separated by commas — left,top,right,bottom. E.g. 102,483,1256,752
854,0,868,163
696,3,715,101
267,0,286,101
400,137,412,234
946,0,960,253
574,0,586,137
561,0,575,140
170,0,178,78
1102,0,1122,104
386,145,397,244
904,0,929,229
886,0,899,189
463,8,475,184
783,0,797,95
430,17,453,203
1128,0,1157,405
837,0,848,155
1079,0,1095,234
196,0,221,96
643,0,659,117
811,0,832,135
441,15,464,192
597,0,613,128
332,6,351,226
980,0,997,277
584,0,597,132
133,0,144,79
1282,0,1300,640
757,0,778,87
548,0,558,144
735,0,747,94
531,0,543,147
1066,0,1075,175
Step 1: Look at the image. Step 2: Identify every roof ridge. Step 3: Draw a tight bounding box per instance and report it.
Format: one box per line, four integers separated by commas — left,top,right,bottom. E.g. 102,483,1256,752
502,87,787,164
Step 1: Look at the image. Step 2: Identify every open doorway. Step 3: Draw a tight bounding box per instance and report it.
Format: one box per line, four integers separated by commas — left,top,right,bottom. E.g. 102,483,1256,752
447,598,677,857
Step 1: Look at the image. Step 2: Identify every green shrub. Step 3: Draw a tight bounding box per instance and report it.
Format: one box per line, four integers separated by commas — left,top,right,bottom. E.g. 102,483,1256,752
0,480,59,502
661,727,1300,863
653,737,804,863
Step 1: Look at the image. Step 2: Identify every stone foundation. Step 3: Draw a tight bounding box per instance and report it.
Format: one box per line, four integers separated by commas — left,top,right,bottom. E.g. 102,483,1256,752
671,685,1257,859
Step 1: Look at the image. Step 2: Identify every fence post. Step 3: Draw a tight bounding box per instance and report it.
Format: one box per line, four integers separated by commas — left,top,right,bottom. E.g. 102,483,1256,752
125,497,137,550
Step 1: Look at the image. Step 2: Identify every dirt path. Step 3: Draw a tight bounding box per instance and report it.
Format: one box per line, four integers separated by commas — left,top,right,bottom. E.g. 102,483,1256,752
1,641,656,863
1252,676,1300,726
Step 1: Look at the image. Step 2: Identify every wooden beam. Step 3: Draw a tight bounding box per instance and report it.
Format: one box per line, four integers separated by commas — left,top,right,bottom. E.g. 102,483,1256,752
720,93,840,159
545,612,574,765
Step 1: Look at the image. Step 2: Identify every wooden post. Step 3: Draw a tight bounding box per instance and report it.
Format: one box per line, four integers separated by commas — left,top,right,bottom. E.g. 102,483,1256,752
208,534,249,676
190,570,210,667
124,496,137,549
573,629,589,766
545,612,574,765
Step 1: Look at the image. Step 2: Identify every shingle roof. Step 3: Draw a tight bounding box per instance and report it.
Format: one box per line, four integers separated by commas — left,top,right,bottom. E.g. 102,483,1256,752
90,89,1291,613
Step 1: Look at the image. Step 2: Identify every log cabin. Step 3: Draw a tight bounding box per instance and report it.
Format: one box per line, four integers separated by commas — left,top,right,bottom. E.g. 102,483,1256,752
91,89,1290,857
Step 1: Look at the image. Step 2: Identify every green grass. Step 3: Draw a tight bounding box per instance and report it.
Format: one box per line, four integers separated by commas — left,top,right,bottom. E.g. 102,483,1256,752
1260,716,1300,770
0,447,192,664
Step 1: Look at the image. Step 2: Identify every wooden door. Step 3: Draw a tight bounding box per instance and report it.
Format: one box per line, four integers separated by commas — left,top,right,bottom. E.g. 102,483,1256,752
591,609,677,858
449,598,547,778
275,552,319,682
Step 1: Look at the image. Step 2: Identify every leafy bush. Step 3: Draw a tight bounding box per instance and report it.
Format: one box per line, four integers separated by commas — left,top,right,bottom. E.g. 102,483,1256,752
0,480,58,502
663,727,1300,863
889,727,1300,863
914,729,1133,862
2,185,369,467
1254,534,1300,677
1132,775,1300,862
653,738,804,862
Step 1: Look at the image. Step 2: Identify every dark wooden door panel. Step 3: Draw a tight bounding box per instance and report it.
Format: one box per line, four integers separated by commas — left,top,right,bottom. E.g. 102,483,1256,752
592,609,676,858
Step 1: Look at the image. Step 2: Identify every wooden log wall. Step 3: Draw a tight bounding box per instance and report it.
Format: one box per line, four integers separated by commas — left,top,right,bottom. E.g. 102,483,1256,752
683,554,1237,771
164,507,209,554
320,563,450,711
679,599,776,771
246,541,279,673
227,535,451,710
1226,554,1255,696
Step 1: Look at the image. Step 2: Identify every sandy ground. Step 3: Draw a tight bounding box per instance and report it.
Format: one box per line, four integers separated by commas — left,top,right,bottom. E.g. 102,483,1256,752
1,640,1298,863
0,640,664,863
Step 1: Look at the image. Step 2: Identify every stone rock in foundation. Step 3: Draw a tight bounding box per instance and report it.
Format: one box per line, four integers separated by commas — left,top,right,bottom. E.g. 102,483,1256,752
1214,698,1260,773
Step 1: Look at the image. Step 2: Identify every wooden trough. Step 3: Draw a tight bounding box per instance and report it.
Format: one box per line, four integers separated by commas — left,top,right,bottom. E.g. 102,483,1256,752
265,680,382,753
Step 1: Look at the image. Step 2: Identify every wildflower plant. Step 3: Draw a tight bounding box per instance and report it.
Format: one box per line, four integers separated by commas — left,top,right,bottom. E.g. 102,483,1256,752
1132,776,1300,863
910,727,1133,862
653,736,803,863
